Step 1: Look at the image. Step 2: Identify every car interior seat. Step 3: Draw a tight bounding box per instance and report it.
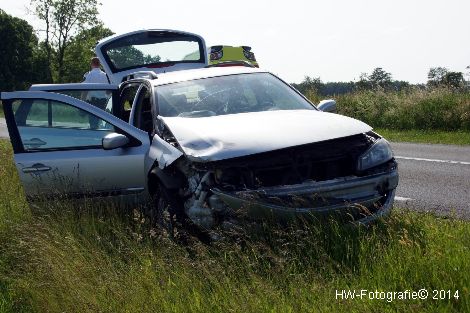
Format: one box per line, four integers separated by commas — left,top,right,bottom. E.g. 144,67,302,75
122,109,131,122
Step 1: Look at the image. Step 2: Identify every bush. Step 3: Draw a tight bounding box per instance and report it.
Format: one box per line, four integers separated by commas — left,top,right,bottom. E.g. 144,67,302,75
330,88,470,131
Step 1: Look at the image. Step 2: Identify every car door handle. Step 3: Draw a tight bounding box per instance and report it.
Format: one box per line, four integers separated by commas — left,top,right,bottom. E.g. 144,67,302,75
23,138,47,147
22,164,51,173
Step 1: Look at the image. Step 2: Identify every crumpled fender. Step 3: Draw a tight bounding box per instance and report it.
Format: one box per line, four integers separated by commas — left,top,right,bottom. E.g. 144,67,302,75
144,135,184,173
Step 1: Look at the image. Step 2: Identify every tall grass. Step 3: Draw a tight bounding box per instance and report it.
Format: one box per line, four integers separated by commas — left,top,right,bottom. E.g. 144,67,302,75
334,88,470,131
0,140,469,313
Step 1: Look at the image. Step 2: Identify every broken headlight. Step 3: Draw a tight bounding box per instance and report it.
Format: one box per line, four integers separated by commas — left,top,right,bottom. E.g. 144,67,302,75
357,138,393,171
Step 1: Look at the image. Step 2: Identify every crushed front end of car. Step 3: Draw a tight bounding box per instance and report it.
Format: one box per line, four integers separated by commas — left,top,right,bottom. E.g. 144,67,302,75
149,71,399,232
175,132,398,230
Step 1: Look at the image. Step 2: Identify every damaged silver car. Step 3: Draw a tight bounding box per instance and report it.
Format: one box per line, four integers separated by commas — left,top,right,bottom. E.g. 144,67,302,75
1,35,398,232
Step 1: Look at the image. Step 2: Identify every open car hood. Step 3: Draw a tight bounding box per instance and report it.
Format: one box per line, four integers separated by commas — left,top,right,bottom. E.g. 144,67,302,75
95,29,208,84
161,110,372,162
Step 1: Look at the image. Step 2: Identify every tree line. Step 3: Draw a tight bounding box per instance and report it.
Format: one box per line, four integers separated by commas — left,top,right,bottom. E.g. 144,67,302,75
292,67,467,97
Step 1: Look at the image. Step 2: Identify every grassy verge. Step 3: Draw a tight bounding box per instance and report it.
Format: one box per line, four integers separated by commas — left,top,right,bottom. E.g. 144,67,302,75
0,140,469,312
374,128,470,145
335,88,470,131
307,87,470,145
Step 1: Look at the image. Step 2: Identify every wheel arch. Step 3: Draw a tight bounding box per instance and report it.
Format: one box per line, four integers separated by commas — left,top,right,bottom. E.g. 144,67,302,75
148,165,186,194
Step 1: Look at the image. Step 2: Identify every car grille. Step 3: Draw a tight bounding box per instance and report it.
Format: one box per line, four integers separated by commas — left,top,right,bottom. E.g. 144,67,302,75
214,133,374,189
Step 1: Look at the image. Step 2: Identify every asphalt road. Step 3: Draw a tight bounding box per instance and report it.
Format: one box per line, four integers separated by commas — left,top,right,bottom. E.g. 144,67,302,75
392,142,470,218
0,118,469,217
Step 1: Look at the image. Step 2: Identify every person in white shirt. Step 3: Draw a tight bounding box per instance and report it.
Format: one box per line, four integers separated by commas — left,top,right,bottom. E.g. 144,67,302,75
83,57,109,83
82,57,111,128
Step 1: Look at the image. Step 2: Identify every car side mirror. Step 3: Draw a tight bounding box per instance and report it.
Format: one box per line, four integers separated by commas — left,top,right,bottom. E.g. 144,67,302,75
317,99,337,113
102,133,129,150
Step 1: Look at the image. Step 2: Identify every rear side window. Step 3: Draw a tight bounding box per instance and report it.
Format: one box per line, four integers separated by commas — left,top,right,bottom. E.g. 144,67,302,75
12,99,114,151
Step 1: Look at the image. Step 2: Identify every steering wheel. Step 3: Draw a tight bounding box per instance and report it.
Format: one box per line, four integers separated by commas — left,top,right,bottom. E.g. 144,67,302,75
195,88,235,113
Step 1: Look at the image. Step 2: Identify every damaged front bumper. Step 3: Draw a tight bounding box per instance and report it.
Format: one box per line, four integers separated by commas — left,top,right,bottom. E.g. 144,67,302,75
211,169,399,224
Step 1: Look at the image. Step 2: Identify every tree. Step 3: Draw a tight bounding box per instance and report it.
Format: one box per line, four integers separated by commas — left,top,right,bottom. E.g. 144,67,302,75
391,80,410,91
321,82,355,95
31,0,101,82
427,67,448,86
443,71,464,88
30,0,54,82
355,72,372,90
427,67,464,88
61,24,113,82
0,9,50,91
368,67,392,89
355,68,393,90
293,76,323,94
106,46,161,70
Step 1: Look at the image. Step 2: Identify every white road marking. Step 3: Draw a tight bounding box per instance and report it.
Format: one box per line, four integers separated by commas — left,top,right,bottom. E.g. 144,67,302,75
395,156,470,165
395,196,414,201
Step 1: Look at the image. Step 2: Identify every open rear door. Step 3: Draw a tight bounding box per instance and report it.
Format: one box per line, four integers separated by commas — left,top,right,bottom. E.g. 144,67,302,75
95,29,208,84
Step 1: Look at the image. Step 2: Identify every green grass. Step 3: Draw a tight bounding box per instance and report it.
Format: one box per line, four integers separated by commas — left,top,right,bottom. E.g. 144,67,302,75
374,128,470,145
0,139,469,313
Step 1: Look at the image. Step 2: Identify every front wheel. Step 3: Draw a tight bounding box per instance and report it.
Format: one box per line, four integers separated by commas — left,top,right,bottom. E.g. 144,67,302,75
148,179,213,243
150,182,183,237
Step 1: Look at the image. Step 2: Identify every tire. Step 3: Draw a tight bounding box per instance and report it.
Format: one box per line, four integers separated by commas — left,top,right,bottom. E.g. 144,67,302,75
150,182,183,236
149,178,212,244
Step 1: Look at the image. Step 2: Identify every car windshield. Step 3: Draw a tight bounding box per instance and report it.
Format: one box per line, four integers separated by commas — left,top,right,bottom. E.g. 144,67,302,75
102,32,203,72
155,73,315,117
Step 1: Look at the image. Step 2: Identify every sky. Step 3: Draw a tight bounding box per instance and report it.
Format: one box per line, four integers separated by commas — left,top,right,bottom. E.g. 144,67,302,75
1,0,469,84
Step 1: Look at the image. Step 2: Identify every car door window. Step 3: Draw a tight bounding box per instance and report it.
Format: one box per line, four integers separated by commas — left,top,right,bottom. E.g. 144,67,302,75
13,99,114,151
54,90,114,113
20,99,50,127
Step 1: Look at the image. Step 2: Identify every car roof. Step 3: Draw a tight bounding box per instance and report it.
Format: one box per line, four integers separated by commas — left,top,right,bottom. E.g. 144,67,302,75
29,83,118,91
148,66,266,87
